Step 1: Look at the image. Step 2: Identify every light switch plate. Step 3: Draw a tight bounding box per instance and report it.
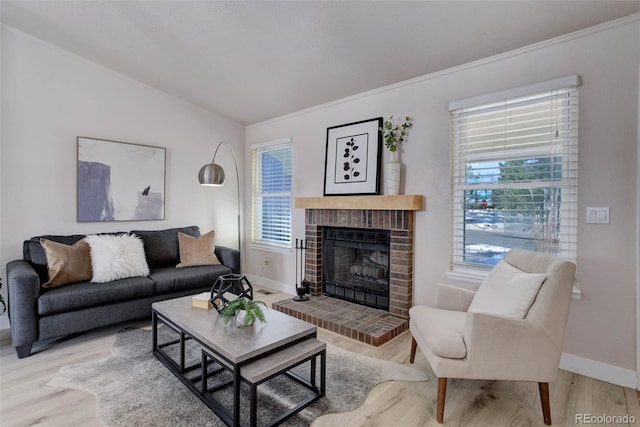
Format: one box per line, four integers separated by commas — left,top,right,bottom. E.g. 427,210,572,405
586,207,609,224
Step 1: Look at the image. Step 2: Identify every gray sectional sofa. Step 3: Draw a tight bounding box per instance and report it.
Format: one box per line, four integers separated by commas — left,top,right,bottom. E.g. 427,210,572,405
6,226,239,358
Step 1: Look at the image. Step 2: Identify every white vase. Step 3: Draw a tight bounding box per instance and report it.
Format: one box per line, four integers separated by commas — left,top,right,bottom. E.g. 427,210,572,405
385,151,401,195
234,310,254,327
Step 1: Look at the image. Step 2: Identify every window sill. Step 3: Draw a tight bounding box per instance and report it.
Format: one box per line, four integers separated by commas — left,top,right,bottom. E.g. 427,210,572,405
249,242,292,255
446,267,582,300
445,267,488,286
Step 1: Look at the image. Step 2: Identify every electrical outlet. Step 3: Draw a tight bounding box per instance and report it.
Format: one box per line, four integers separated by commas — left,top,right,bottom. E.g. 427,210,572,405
263,257,271,267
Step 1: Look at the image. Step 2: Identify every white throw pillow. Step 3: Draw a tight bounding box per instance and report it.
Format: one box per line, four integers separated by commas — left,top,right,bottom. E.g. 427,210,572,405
85,234,150,283
468,259,547,319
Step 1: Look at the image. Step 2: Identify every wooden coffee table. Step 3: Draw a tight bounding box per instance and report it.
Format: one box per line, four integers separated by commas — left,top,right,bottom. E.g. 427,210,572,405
152,296,326,427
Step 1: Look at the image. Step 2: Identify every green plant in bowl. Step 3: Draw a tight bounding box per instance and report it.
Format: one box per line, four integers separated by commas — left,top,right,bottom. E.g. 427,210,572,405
220,297,267,327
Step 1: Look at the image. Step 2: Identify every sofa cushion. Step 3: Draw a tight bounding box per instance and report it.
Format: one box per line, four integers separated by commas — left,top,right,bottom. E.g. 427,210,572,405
85,234,150,283
40,238,93,288
468,259,547,319
176,230,221,268
150,264,231,294
38,276,155,316
409,305,467,359
132,226,200,268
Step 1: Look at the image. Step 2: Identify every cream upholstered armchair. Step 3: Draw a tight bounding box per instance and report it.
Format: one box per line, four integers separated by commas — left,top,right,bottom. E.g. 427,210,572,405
409,249,576,425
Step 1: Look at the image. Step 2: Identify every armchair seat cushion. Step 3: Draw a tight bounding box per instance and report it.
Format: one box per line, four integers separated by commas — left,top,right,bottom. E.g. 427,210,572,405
410,305,467,359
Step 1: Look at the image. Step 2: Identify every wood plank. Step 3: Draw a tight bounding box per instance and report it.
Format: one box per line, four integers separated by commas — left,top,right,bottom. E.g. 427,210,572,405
294,195,424,210
624,388,640,422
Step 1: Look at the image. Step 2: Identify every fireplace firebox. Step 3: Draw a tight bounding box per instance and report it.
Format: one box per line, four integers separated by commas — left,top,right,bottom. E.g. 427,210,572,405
322,227,390,310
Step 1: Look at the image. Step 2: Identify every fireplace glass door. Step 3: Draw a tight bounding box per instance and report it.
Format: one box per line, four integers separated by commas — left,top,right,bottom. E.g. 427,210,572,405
322,227,390,310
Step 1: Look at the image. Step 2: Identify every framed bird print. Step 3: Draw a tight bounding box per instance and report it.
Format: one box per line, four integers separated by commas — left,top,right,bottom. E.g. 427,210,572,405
77,137,166,222
323,117,383,196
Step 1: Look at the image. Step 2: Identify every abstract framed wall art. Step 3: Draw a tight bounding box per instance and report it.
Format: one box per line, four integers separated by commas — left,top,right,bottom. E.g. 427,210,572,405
77,137,166,222
323,117,382,196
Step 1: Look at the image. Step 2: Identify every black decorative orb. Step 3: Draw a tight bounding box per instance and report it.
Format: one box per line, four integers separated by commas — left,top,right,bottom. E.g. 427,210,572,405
209,274,253,312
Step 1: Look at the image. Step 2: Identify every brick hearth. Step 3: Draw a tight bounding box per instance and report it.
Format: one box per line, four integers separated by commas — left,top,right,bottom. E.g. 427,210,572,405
272,196,423,346
272,296,407,346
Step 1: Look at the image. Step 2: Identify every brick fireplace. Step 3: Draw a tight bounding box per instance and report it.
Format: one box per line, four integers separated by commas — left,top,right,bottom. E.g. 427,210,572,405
273,195,423,346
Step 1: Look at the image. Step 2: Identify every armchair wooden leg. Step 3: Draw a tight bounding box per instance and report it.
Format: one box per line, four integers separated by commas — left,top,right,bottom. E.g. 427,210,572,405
437,377,447,423
538,382,551,425
410,336,417,363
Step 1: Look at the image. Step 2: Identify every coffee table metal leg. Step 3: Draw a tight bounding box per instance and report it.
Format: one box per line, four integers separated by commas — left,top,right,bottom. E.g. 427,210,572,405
320,350,326,396
250,383,258,427
201,350,208,394
152,312,158,351
179,331,186,373
310,356,317,388
233,368,241,427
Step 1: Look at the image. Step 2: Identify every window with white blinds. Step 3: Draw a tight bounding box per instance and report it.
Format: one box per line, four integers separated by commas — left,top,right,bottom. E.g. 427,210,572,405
251,139,292,249
450,76,579,269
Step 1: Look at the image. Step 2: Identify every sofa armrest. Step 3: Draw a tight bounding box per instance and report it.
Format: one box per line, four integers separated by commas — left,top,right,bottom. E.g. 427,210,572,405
215,246,241,274
7,260,41,353
434,283,476,311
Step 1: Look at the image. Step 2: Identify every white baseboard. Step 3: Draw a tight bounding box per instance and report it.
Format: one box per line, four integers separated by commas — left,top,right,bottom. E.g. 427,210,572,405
560,352,637,389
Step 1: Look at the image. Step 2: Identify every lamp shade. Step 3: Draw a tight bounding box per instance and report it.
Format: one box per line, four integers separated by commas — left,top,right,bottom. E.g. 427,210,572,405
198,163,226,186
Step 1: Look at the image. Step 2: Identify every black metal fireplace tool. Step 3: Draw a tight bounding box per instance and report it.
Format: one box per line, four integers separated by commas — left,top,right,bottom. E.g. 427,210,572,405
293,238,310,301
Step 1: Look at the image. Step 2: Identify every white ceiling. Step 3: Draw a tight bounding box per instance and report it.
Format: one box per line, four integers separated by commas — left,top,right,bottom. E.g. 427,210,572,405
2,1,639,125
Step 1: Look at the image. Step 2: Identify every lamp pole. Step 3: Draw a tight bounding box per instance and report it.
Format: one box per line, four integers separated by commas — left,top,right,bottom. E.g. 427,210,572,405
199,141,241,270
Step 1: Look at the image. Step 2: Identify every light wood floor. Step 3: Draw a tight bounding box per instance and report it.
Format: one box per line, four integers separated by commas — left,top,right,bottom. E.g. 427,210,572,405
1,286,638,426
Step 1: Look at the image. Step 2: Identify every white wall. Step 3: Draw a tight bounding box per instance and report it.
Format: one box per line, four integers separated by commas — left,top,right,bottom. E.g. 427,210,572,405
0,26,245,328
245,18,640,379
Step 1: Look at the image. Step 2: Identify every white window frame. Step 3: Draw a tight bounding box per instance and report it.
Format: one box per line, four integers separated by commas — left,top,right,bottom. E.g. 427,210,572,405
449,76,579,275
250,137,293,252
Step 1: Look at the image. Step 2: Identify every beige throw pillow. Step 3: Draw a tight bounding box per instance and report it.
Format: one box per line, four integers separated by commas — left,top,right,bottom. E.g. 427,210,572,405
40,238,93,288
468,259,547,319
176,231,221,268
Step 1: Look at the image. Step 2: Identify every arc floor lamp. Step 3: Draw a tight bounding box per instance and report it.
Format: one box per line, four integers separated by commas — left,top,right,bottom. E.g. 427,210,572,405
198,141,241,268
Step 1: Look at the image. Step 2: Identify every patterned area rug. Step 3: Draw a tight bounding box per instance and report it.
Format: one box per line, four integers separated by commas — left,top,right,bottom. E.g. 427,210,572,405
48,327,429,426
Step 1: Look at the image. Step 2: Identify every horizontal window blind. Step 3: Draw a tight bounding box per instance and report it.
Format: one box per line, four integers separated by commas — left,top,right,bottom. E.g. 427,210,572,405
450,79,578,269
251,141,292,248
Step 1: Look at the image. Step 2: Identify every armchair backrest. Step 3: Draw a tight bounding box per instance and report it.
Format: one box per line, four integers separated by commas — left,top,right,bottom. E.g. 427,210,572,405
503,250,576,351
